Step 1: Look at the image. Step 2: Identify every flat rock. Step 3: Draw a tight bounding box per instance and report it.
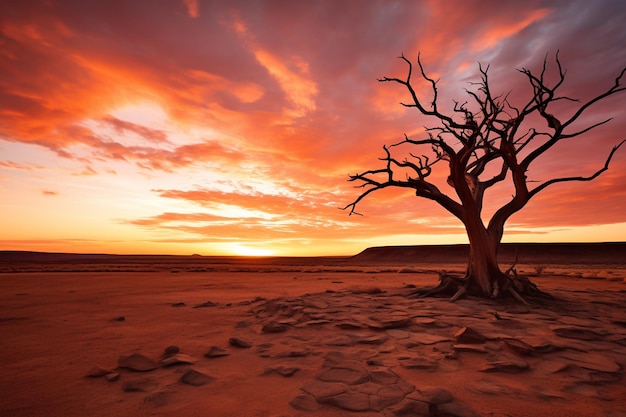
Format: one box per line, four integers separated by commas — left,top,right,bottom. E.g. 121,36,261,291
452,344,488,353
482,353,529,373
181,369,214,386
261,321,288,333
193,301,217,308
229,337,252,348
552,326,605,341
399,356,439,371
435,399,480,417
558,350,621,372
318,364,369,385
455,326,487,344
122,378,158,392
302,380,347,398
290,394,319,411
263,366,300,377
105,372,120,382
85,366,113,377
162,345,180,356
118,353,157,372
204,346,229,358
407,332,450,345
320,390,370,411
368,314,410,329
160,353,196,367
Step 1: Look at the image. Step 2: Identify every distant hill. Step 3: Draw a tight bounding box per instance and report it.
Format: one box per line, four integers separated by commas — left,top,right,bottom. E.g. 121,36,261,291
1,242,625,268
351,242,626,265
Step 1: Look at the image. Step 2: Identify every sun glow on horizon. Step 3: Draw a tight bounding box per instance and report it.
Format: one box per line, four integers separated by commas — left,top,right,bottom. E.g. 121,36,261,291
225,243,277,257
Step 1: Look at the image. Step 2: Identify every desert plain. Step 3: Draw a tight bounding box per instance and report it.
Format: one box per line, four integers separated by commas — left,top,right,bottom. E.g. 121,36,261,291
1,244,626,417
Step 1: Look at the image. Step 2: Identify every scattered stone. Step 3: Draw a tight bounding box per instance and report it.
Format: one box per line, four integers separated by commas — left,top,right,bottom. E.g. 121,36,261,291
435,399,480,417
110,316,125,322
229,337,252,348
301,380,348,398
85,366,113,377
368,313,410,329
424,388,454,405
170,302,186,307
320,391,371,411
452,344,488,353
204,346,230,358
455,326,487,344
559,350,621,373
122,378,158,392
387,398,430,416
105,372,120,382
162,345,180,357
406,332,450,345
261,321,288,333
143,389,172,407
160,353,196,367
502,338,535,356
290,394,319,411
482,353,529,373
399,356,439,371
317,363,369,385
193,301,217,308
552,326,605,341
263,366,300,377
118,353,157,372
181,368,214,386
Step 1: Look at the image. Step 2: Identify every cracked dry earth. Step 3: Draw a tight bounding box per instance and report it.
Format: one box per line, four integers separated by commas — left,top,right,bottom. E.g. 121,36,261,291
246,286,626,417
82,283,626,417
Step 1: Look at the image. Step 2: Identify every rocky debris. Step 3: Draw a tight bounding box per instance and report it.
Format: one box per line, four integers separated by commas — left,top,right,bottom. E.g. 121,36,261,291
122,378,158,392
204,346,230,358
192,301,217,308
399,355,440,371
160,353,196,367
105,372,120,382
455,326,487,344
293,351,416,413
289,394,319,411
169,302,186,307
552,326,606,341
117,353,157,372
228,337,252,348
143,388,173,407
162,345,180,357
85,366,114,377
481,353,530,373
181,369,214,386
261,321,288,333
110,316,125,322
262,366,300,377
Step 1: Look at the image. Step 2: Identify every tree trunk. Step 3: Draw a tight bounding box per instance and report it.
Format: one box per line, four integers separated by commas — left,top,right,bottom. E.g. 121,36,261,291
463,214,504,297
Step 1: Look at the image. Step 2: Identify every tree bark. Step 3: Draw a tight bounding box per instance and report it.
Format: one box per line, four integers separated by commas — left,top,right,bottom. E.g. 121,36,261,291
464,215,503,297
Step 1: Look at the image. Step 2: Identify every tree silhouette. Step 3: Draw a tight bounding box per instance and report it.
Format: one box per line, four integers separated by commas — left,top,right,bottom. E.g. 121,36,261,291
345,53,625,303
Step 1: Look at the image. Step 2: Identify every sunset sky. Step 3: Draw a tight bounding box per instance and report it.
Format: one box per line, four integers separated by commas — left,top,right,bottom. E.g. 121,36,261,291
1,0,625,256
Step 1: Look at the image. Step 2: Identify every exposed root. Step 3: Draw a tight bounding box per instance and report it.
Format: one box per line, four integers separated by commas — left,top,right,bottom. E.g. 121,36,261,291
449,286,467,302
409,272,553,304
507,285,530,305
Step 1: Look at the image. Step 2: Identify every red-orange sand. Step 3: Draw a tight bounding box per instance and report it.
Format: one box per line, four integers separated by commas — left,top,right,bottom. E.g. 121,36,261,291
1,259,625,417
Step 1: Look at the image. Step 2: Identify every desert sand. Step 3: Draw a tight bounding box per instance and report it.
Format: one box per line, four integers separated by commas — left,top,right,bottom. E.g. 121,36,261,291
1,249,626,417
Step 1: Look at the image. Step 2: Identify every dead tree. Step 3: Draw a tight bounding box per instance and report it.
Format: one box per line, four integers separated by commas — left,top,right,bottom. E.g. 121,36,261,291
345,53,625,302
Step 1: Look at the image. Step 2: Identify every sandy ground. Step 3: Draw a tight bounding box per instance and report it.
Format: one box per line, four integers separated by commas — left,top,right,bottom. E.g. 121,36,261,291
1,265,625,417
